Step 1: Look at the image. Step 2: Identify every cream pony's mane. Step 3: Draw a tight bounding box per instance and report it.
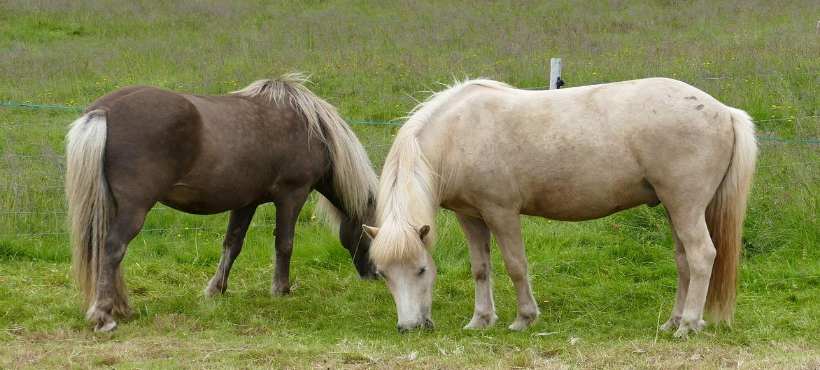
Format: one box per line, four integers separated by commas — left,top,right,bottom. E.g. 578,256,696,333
370,78,512,266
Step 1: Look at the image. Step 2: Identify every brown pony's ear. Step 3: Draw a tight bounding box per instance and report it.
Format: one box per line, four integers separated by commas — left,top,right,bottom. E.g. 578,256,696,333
418,225,430,241
362,225,379,240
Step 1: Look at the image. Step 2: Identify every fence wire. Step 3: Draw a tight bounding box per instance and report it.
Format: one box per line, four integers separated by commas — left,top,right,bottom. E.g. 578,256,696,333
0,103,817,243
0,117,400,242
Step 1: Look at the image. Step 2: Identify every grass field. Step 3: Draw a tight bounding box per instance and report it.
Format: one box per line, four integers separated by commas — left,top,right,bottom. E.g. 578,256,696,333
1,1,818,368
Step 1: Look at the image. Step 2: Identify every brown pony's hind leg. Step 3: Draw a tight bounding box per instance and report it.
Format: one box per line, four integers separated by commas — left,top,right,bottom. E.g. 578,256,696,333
205,204,258,297
661,211,690,332
271,189,310,295
87,205,149,332
456,213,498,329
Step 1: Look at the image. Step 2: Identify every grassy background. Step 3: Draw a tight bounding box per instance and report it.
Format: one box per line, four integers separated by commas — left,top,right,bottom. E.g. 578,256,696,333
0,0,818,368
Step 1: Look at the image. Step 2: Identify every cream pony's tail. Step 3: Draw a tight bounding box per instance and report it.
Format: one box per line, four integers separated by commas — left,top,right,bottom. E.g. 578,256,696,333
704,107,758,323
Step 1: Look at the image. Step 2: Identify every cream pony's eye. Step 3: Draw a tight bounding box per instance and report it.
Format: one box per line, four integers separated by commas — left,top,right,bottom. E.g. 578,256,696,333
417,267,427,276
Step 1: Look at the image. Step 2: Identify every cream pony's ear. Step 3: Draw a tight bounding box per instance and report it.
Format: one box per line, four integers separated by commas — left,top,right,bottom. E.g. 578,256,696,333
362,224,380,240
418,225,430,241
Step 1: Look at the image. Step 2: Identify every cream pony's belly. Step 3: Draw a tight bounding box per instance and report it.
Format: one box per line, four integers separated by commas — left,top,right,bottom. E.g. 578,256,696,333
440,166,661,222
519,178,661,221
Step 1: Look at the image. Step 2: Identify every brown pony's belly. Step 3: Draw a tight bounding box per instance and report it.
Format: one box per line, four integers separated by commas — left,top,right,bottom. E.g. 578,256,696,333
160,183,265,214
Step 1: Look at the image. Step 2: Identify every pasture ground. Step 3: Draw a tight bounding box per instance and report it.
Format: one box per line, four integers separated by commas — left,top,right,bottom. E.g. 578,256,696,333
0,1,818,368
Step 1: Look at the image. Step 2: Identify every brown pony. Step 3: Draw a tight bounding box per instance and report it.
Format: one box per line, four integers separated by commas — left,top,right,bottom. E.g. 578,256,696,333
65,74,378,331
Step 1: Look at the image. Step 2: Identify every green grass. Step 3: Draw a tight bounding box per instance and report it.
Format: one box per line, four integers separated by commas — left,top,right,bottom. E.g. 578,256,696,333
1,1,818,368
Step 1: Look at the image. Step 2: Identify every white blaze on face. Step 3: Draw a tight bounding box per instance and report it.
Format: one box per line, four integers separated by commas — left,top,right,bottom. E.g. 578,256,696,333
379,251,437,331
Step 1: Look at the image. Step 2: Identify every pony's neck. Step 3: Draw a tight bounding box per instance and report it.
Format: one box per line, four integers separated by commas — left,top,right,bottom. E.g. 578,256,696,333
372,79,514,265
314,179,377,277
375,78,506,235
375,123,440,249
316,176,374,225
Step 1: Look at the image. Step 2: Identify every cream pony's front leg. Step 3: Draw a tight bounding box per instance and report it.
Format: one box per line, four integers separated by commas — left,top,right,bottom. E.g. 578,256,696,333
457,213,498,329
484,209,540,331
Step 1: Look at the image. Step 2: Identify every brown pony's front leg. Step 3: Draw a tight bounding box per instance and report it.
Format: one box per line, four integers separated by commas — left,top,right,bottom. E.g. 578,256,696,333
205,204,258,297
271,190,309,295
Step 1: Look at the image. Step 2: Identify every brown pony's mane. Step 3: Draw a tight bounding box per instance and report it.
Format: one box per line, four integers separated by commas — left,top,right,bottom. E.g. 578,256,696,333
233,74,377,224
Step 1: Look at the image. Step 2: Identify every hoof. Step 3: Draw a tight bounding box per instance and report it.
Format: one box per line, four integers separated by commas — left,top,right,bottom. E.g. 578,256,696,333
271,286,291,296
398,318,434,333
660,317,681,332
673,319,706,338
204,281,226,298
87,304,117,333
508,312,538,331
95,319,117,333
463,313,498,330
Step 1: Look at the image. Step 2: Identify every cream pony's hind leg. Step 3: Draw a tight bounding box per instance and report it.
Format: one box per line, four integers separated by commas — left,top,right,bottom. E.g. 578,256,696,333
661,212,690,331
456,213,498,329
667,208,715,338
483,210,539,331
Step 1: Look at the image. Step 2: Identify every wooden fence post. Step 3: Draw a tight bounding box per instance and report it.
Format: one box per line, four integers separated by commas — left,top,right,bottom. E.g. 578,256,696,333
549,57,563,89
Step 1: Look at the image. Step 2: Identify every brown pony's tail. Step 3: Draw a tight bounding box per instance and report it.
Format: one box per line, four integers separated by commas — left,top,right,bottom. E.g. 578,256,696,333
704,107,758,323
65,109,119,312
